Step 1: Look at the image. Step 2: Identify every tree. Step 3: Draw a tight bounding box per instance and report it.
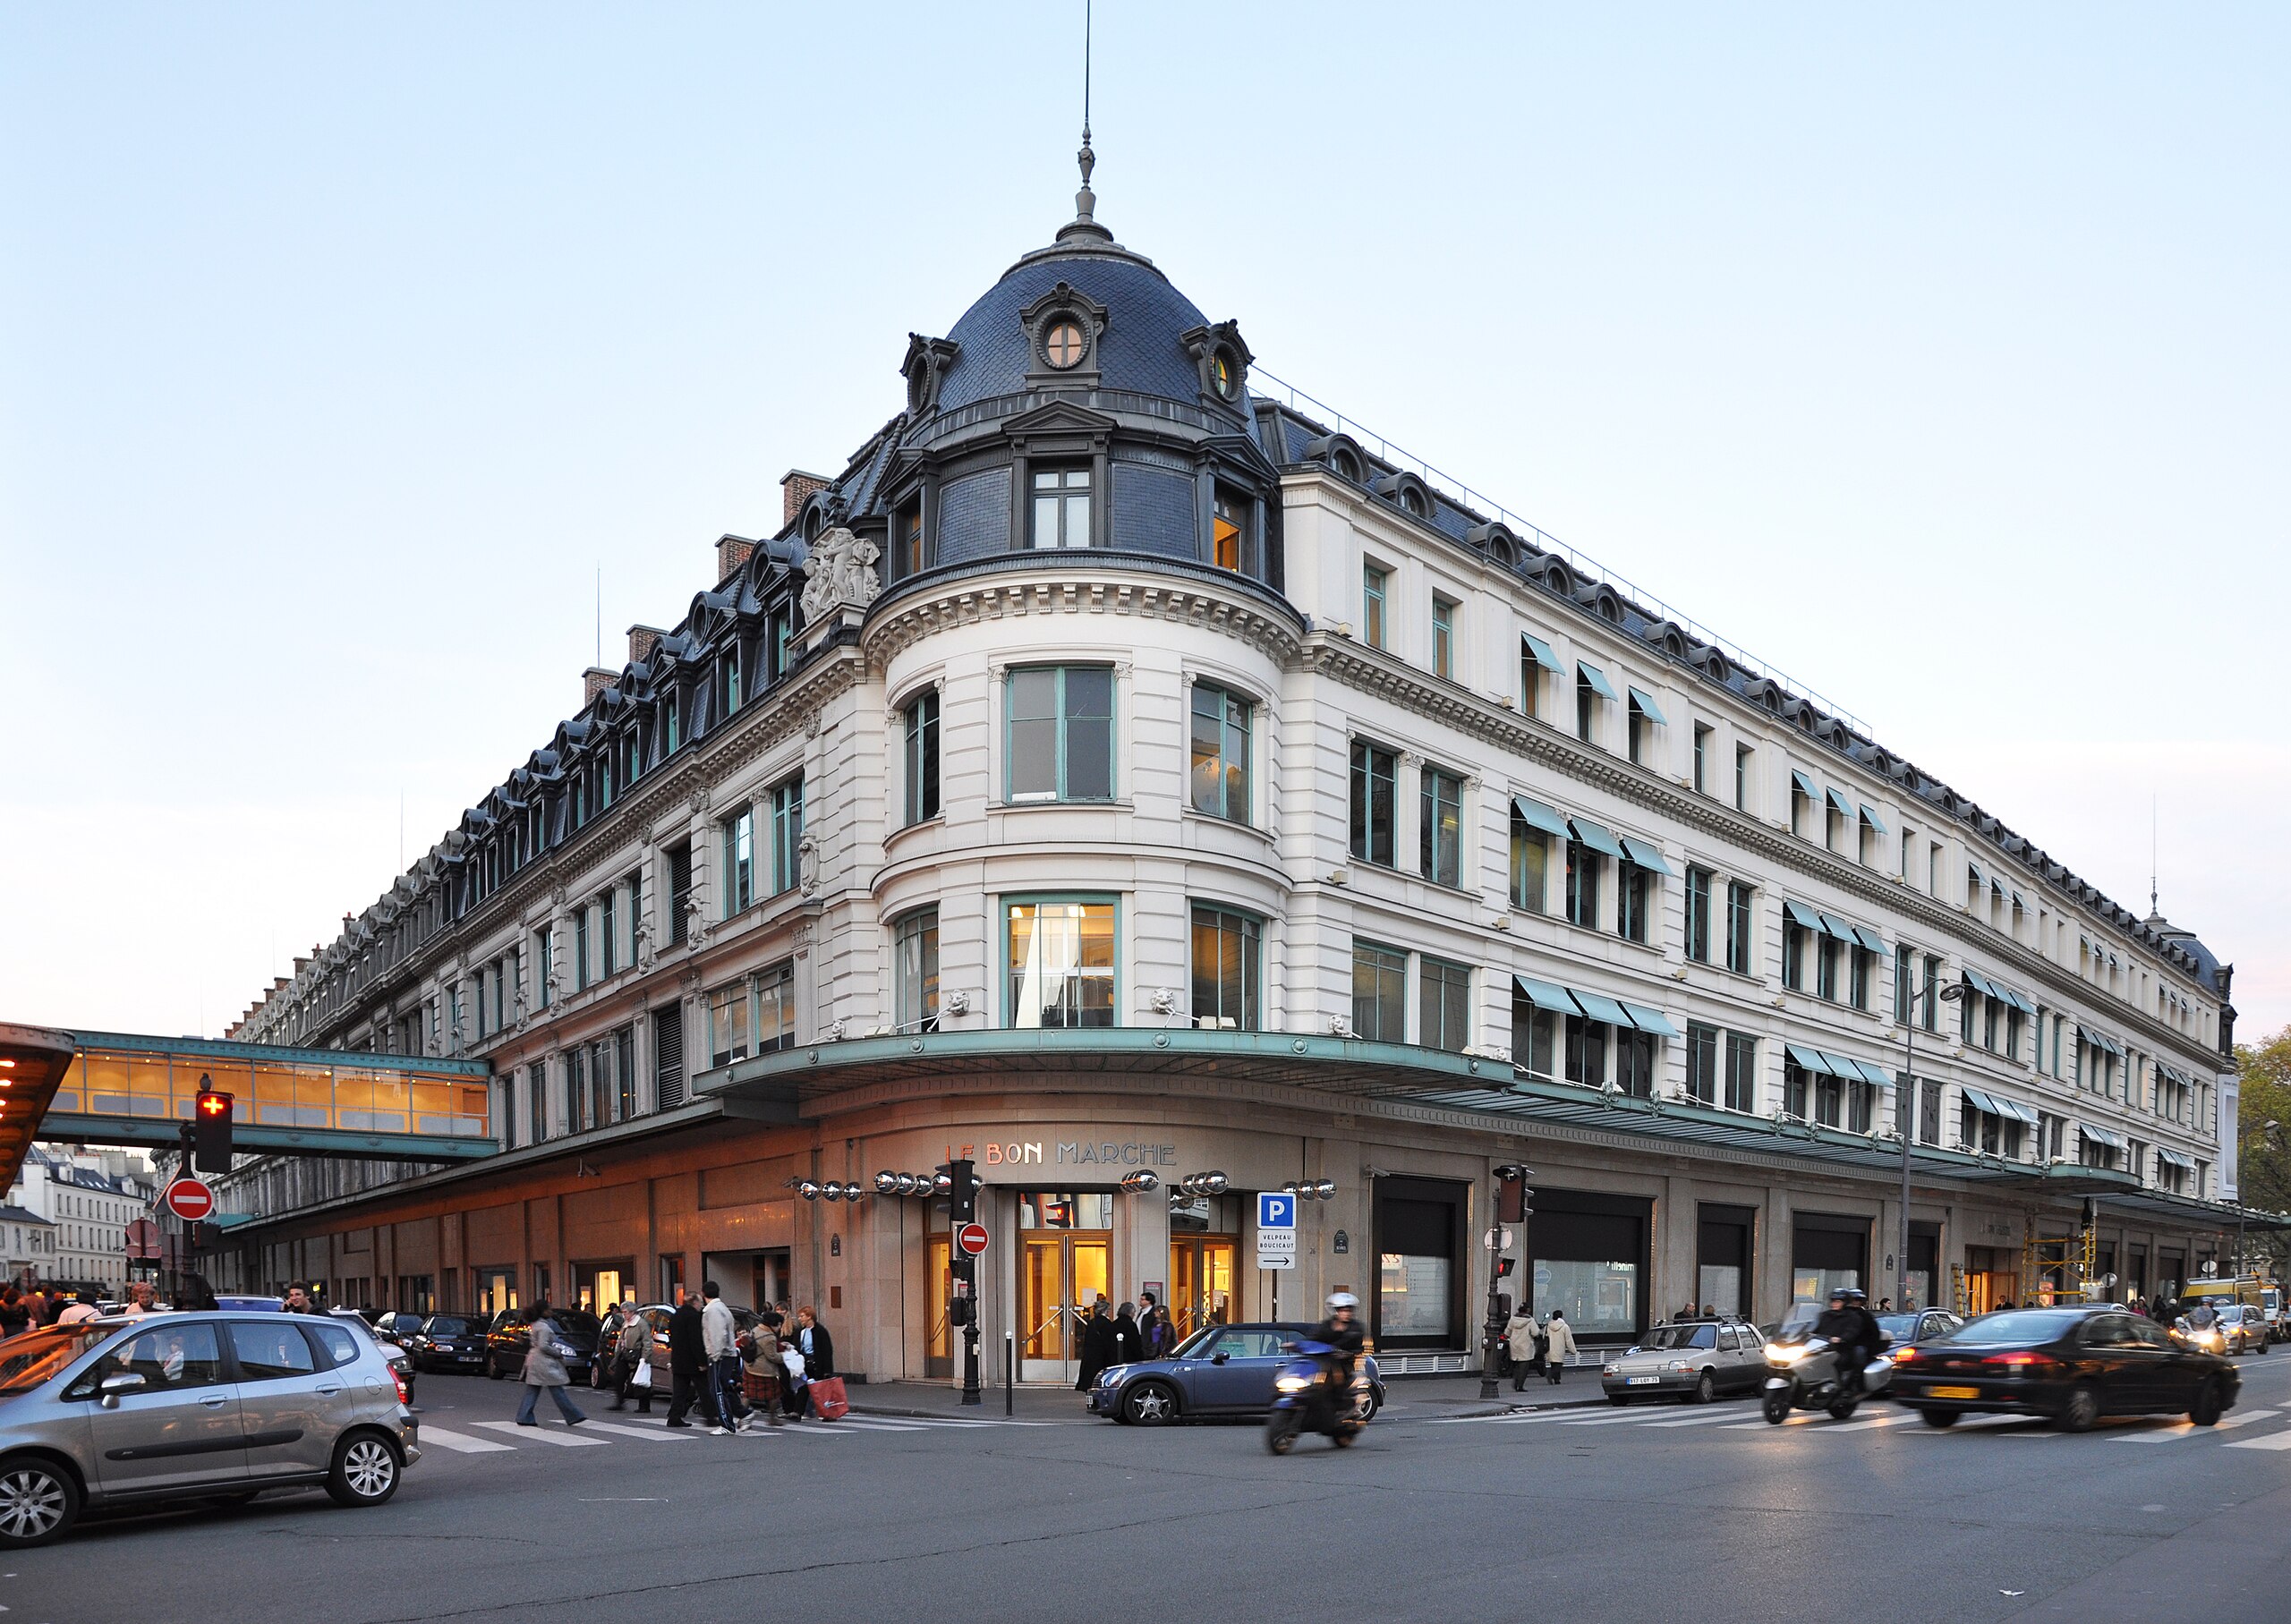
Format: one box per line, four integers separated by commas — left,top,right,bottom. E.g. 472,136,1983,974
2235,1025,2291,1273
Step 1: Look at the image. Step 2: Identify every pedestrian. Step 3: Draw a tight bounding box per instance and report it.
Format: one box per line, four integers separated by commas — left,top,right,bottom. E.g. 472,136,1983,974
122,1282,159,1319
515,1305,586,1428
1542,1309,1579,1384
58,1292,101,1325
1699,1304,1716,1317
282,1282,319,1314
610,1299,652,1412
0,1288,27,1339
700,1280,748,1435
1877,1297,1893,1314
1144,1305,1178,1358
1504,1302,1540,1392
1111,1300,1144,1364
1137,1289,1160,1331
666,1292,717,1429
1075,1297,1116,1392
741,1311,786,1425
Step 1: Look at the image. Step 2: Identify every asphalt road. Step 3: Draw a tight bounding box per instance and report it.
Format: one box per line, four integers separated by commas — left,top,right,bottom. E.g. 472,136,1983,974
13,1354,2291,1623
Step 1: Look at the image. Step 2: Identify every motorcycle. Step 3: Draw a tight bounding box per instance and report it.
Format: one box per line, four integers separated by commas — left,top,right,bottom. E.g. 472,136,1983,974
1760,1331,1892,1424
1265,1339,1372,1454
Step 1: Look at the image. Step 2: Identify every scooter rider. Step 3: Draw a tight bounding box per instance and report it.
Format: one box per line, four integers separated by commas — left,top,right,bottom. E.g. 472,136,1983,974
1309,1291,1367,1405
1812,1286,1881,1394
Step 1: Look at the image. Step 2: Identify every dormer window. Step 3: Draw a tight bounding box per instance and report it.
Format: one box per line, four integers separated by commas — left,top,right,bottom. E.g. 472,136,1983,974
1043,319,1087,370
1212,488,1251,573
1210,350,1239,399
1031,466,1094,548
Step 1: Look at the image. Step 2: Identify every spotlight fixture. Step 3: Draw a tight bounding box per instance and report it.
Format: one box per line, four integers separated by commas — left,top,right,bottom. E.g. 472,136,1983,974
1282,1179,1340,1201
1118,1170,1160,1194
1176,1171,1230,1197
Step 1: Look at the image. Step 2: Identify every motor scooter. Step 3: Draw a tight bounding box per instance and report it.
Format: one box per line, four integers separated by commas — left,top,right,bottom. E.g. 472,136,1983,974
1265,1339,1372,1454
1760,1332,1892,1424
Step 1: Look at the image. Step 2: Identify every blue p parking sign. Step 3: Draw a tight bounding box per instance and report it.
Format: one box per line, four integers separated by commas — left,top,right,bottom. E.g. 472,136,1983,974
1258,1192,1295,1229
1256,1191,1298,1269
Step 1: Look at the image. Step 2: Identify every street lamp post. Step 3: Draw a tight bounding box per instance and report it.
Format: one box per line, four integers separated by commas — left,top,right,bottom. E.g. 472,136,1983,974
1899,980,1963,1312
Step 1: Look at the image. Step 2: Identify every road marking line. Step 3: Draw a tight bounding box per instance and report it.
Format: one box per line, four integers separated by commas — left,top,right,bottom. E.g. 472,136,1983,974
2110,1424,2198,1442
472,1421,608,1448
1725,1414,1819,1429
573,1420,697,1441
2225,1428,2291,1451
2213,1408,2278,1430
1562,1410,1677,1425
1824,1413,1913,1433
1639,1411,1751,1428
413,1425,515,1453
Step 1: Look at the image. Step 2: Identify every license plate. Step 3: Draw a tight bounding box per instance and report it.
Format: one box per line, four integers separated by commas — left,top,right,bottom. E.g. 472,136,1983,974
1626,1376,1660,1386
1928,1385,1980,1400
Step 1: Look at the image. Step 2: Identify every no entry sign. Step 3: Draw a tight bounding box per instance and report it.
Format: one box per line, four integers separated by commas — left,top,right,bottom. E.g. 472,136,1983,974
164,1178,215,1222
957,1221,990,1257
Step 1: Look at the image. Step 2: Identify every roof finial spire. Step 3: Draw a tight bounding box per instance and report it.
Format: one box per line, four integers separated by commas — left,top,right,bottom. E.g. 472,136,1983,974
1060,1,1113,243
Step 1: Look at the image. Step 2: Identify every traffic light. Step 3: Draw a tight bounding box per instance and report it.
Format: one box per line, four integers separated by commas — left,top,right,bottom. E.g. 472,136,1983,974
192,1084,234,1172
1494,1164,1534,1224
944,1160,979,1225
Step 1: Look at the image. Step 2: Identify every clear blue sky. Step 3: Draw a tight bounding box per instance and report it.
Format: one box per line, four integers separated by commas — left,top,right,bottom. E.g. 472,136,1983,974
4,4,2284,1041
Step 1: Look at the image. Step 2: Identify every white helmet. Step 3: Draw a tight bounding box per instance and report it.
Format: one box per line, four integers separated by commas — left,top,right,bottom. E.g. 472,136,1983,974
1326,1291,1359,1311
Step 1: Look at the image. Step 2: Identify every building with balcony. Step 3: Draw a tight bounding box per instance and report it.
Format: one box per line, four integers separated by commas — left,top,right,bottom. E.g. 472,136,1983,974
204,165,2244,1376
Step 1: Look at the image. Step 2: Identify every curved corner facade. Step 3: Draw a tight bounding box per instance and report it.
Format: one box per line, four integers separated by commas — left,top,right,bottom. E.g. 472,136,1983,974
204,212,2247,1381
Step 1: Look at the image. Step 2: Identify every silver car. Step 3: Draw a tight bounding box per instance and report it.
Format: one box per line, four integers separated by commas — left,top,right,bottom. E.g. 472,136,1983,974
1601,1316,1767,1403
0,1311,420,1547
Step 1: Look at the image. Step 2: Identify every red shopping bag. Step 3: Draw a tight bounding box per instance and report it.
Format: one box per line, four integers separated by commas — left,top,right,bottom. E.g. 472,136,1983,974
810,1375,850,1421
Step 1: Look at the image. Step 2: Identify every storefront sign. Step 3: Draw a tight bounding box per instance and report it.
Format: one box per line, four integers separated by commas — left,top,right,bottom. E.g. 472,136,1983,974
953,1139,1180,1169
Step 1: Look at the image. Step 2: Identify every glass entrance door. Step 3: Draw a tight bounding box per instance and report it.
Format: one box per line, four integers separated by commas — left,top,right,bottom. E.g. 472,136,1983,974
1169,1237,1235,1337
1020,1234,1108,1382
926,1235,952,1380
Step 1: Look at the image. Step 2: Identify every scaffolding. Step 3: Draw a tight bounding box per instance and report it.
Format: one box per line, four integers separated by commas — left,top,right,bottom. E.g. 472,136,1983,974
2023,1218,2098,1306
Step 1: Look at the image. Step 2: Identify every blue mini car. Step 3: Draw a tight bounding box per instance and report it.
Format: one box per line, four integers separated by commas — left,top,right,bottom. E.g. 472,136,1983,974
1086,1321,1385,1425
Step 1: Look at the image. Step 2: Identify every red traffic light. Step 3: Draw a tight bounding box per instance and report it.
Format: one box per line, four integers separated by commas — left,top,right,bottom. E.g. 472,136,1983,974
197,1092,232,1118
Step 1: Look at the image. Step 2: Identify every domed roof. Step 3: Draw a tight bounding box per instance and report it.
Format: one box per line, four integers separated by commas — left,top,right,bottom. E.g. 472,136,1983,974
934,243,1213,415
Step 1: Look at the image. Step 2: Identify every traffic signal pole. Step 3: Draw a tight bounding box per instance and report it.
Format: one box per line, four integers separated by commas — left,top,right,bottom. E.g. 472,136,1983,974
948,1159,983,1406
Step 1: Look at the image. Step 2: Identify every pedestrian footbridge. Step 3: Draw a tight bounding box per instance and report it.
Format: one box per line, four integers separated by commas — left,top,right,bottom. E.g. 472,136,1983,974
0,1021,495,1190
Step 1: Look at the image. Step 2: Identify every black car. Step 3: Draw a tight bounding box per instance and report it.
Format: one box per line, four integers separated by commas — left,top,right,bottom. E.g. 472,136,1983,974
1086,1322,1385,1425
405,1313,491,1373
483,1307,601,1382
1891,1305,2239,1431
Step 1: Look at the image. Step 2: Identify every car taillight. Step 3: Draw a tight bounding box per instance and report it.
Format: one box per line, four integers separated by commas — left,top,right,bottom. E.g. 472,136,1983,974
1985,1352,2057,1372
391,1368,409,1404
1893,1346,1917,1363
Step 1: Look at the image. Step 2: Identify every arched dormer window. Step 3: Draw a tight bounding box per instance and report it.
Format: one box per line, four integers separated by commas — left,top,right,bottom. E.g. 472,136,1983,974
1019,282,1110,389
1369,470,1434,522
1180,320,1253,413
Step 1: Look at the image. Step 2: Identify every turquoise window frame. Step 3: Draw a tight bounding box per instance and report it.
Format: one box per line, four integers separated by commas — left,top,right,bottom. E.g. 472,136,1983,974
1005,665,1117,803
770,777,804,896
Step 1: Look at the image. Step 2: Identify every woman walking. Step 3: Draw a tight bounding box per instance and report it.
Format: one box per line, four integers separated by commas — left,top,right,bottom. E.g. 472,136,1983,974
1504,1303,1542,1392
516,1305,587,1428
1542,1309,1579,1385
741,1311,787,1426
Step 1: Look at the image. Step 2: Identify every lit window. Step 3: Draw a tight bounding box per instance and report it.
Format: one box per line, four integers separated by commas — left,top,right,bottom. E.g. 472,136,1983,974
1212,490,1248,572
1431,596,1457,680
1006,900,1115,1028
1190,906,1261,1031
1188,684,1251,822
895,908,941,1033
896,504,924,577
1361,565,1388,648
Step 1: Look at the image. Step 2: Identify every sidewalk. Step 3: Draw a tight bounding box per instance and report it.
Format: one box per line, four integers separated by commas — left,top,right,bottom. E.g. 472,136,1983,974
852,1372,1614,1424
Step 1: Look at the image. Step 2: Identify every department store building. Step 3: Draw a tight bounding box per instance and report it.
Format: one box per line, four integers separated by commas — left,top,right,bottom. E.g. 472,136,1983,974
205,174,2246,1380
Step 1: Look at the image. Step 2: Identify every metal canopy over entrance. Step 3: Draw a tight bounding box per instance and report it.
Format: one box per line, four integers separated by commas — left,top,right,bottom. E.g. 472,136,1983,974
23,1026,497,1163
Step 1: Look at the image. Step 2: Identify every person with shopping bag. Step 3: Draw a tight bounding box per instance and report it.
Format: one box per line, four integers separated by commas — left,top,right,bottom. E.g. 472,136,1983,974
739,1310,786,1425
1542,1308,1579,1385
516,1305,587,1428
1504,1303,1542,1392
610,1298,654,1413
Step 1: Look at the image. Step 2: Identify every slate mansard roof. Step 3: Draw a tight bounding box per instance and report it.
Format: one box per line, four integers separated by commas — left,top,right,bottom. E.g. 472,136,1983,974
237,211,2230,1041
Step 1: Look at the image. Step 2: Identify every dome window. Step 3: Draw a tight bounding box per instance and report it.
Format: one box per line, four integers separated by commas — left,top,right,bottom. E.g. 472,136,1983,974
1044,319,1088,370
1210,349,1239,399
1182,320,1254,412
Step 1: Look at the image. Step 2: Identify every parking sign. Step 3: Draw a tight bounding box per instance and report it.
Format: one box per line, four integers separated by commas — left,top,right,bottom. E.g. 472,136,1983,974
1256,1191,1297,1270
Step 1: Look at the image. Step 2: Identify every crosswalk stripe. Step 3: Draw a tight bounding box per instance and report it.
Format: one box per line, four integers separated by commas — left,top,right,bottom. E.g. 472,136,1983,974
573,1419,696,1441
415,1425,515,1453
1639,1411,1752,1428
2225,1428,2291,1451
1725,1414,1818,1428
1563,1410,1676,1426
472,1420,609,1447
2214,1408,2278,1430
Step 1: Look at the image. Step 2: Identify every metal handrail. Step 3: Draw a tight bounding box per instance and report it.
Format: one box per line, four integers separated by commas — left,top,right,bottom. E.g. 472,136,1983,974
1250,366,1869,735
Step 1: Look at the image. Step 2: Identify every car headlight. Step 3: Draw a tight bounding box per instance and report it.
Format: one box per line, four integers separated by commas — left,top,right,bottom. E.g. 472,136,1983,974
1665,1359,1696,1373
555,1342,579,1357
1096,1365,1129,1387
1274,1373,1313,1393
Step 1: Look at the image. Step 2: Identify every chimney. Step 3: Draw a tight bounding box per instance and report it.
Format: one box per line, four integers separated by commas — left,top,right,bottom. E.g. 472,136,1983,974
627,624,666,665
583,667,617,708
716,533,754,581
781,468,831,528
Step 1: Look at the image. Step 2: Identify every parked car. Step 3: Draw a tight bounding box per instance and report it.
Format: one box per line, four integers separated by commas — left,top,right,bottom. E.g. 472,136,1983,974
370,1311,425,1345
0,1311,418,1547
214,1296,285,1313
405,1314,490,1373
1601,1316,1767,1404
1087,1322,1385,1425
1891,1305,2239,1431
483,1307,601,1381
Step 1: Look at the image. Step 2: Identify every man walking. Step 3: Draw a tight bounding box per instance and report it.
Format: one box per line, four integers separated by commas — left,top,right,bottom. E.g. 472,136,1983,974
666,1291,717,1430
701,1280,747,1435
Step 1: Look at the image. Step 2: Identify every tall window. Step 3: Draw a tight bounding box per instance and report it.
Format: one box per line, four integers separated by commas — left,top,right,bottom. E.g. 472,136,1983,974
720,648,742,717
1431,596,1457,680
1725,881,1753,975
1816,935,1841,1002
1419,767,1464,887
708,982,750,1068
1725,1033,1758,1112
1350,940,1407,1042
616,1026,637,1120
1921,955,1941,1032
1212,489,1248,572
770,777,804,896
1008,667,1114,803
601,889,618,978
1190,906,1261,1031
574,907,592,992
755,960,796,1052
723,807,755,915
1361,565,1388,648
903,690,941,825
894,907,940,1033
1615,1029,1656,1098
1734,744,1752,812
1895,943,1913,1022
1419,958,1470,1053
1509,815,1549,914
1627,694,1657,765
1783,916,1807,991
1349,741,1397,867
529,1065,548,1142
1617,859,1651,944
1520,639,1546,718
1576,671,1599,744
896,503,924,577
1565,838,1602,929
1684,866,1714,963
533,925,552,1008
1686,1021,1719,1103
666,841,692,947
767,606,794,682
1189,684,1251,822
1850,947,1872,1011
1005,900,1115,1028
1564,1014,1606,1085
1030,466,1092,548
